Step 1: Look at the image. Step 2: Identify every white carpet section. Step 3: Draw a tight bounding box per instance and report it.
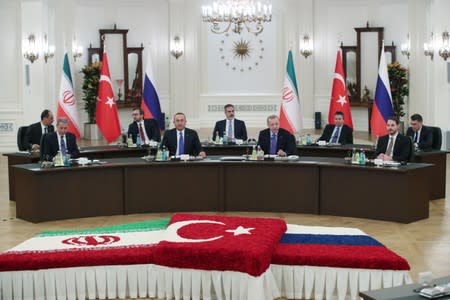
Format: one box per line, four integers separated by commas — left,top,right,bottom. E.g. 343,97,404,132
271,264,412,300
285,224,367,236
0,264,412,300
0,264,277,300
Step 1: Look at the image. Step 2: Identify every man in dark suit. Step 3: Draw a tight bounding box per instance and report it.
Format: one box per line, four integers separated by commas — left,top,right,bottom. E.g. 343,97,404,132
318,111,353,144
212,104,248,141
406,113,433,151
376,116,411,162
25,109,54,150
161,113,206,158
258,115,296,156
127,108,161,144
41,118,80,160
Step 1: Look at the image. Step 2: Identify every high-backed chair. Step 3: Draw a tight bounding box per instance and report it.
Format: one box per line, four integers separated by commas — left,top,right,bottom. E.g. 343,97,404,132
428,126,442,150
16,126,29,151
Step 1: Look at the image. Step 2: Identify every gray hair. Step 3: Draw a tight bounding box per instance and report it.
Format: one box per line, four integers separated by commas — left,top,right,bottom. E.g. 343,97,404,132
56,118,68,126
266,114,279,124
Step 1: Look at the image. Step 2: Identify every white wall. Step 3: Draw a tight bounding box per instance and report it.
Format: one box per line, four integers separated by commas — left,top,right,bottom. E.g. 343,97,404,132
0,0,449,152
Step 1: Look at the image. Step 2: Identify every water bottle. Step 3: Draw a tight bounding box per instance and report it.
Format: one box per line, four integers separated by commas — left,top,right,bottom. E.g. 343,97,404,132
215,131,220,144
257,145,264,160
162,145,167,161
136,133,142,147
156,147,162,160
306,134,312,145
359,149,366,165
127,134,133,147
354,150,360,165
54,150,63,166
351,148,356,164
251,145,257,160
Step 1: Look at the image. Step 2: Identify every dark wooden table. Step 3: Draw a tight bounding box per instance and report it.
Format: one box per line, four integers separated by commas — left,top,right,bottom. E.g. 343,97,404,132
12,157,431,223
360,276,450,299
4,144,446,201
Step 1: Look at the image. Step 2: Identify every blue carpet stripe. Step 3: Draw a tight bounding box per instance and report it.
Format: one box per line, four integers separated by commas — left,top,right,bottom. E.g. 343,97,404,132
280,234,383,246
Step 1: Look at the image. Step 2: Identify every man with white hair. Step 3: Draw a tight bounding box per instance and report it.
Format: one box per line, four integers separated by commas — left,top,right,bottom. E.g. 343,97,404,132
41,118,80,160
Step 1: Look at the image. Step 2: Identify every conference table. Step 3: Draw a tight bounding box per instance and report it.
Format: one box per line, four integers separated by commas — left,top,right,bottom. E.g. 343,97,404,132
12,156,431,224
4,144,447,201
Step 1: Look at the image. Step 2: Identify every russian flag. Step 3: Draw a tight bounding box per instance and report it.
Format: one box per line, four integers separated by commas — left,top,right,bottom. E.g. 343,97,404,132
273,224,410,270
141,48,163,130
370,43,394,137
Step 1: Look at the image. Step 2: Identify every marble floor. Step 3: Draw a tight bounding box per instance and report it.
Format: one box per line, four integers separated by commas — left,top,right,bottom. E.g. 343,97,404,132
0,133,449,284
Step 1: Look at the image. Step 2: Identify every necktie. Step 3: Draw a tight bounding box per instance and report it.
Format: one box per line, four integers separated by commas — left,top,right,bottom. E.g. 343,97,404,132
270,133,277,155
386,137,394,157
139,123,146,143
330,127,340,143
413,132,418,143
228,120,233,139
60,136,67,156
178,132,184,155
44,127,48,134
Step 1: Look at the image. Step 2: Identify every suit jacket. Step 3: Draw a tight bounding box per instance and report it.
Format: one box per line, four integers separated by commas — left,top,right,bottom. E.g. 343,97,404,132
212,119,248,141
258,128,297,156
318,124,353,144
161,128,203,156
127,119,161,143
25,122,54,150
41,132,80,160
375,133,411,162
406,125,433,151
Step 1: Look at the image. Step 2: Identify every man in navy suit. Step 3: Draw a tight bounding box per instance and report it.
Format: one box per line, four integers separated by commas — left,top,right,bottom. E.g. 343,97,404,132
25,109,55,150
376,116,411,162
41,118,80,160
127,108,161,143
212,104,248,141
161,113,206,158
318,111,353,144
406,113,433,151
258,115,296,156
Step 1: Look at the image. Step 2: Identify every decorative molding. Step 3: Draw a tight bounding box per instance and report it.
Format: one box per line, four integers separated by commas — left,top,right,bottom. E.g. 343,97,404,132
0,122,14,132
207,104,278,112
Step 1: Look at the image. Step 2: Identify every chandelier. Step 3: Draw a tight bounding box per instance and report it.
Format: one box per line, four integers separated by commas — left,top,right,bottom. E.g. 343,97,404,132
201,0,272,35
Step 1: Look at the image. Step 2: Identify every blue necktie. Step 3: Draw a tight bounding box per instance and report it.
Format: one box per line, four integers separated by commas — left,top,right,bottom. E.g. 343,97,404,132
178,132,184,155
60,136,67,156
330,127,340,143
270,133,277,155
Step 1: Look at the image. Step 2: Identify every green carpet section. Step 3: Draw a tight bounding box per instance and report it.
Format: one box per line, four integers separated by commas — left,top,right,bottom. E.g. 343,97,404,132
38,218,170,237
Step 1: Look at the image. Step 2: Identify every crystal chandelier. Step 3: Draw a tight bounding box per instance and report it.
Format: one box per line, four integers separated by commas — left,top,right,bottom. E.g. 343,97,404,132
438,31,450,61
201,0,272,35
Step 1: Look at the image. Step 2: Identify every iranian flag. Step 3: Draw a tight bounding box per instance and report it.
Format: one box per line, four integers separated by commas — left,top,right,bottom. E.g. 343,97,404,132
56,53,81,139
279,50,302,134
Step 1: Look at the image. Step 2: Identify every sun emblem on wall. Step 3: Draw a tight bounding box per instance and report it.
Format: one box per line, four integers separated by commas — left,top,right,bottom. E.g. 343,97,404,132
219,33,265,72
233,39,252,60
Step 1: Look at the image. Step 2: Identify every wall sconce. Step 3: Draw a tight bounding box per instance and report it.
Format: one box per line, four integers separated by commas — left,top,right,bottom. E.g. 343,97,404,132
299,34,313,58
43,34,55,63
72,35,83,62
438,31,450,61
170,36,183,59
23,34,39,63
400,34,410,59
423,32,434,60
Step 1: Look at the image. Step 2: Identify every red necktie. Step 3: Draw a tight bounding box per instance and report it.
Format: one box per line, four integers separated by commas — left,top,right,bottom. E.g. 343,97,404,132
139,123,146,143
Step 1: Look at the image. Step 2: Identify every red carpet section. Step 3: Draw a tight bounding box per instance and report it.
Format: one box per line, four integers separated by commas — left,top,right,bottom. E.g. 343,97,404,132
154,213,287,276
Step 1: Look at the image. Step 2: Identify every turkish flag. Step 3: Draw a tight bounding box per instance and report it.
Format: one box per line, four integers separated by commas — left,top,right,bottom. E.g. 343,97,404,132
328,49,353,128
96,51,121,143
153,213,287,276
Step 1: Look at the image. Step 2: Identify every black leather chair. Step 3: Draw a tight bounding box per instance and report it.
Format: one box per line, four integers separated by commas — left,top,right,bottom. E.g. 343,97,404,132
17,126,29,151
428,126,442,150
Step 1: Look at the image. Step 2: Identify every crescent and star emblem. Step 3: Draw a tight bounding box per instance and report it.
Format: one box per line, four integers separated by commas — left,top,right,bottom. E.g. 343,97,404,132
164,220,255,243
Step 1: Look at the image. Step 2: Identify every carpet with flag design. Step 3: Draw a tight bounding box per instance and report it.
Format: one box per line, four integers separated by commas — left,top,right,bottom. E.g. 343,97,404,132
0,214,409,275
